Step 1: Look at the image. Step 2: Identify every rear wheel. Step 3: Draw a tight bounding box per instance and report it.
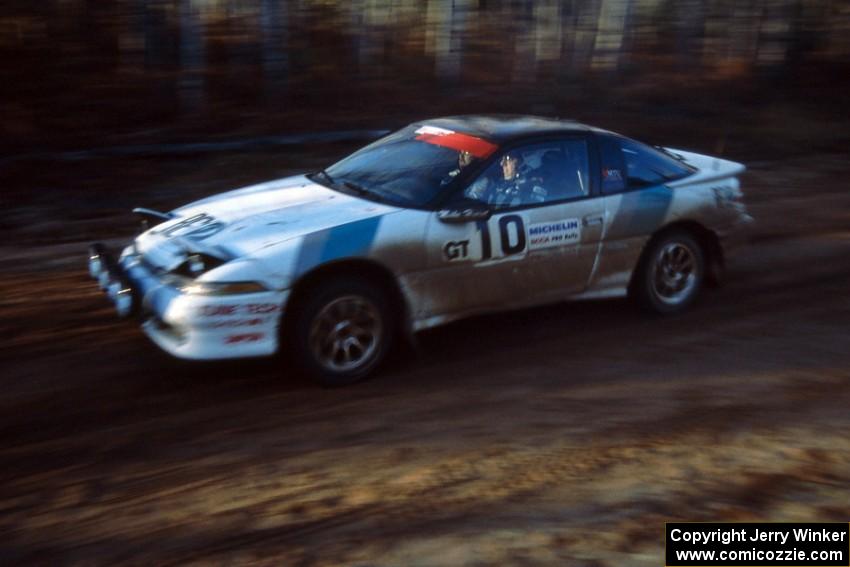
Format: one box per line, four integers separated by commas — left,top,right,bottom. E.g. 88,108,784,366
290,278,393,386
633,231,705,315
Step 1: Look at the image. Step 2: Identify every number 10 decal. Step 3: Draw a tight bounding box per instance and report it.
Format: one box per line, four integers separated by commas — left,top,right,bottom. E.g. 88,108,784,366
476,214,526,260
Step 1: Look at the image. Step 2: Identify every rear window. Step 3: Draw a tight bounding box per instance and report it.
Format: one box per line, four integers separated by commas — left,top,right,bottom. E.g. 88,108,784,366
620,138,695,189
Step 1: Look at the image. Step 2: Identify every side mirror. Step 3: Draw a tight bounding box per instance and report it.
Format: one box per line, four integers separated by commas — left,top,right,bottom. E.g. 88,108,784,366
437,202,491,223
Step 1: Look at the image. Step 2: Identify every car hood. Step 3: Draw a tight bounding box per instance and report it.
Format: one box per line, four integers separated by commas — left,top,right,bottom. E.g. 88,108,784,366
135,174,400,271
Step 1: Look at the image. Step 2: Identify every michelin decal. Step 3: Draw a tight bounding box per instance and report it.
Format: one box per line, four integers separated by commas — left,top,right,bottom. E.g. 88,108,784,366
527,219,580,250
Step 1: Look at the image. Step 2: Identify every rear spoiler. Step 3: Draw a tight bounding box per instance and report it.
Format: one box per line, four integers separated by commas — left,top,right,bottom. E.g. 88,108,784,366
663,148,746,188
133,207,175,230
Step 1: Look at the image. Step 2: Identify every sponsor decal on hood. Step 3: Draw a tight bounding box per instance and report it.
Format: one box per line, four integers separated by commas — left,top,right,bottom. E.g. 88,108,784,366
134,174,399,270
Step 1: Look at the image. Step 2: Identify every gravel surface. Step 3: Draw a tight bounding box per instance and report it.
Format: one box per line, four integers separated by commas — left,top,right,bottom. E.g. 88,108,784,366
1,154,849,566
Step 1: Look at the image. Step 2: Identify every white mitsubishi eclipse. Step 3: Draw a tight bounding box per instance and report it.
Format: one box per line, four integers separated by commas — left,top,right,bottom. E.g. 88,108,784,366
89,115,752,385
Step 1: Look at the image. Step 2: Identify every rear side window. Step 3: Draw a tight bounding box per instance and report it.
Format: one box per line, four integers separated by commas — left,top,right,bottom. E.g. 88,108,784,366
620,139,695,189
598,135,626,195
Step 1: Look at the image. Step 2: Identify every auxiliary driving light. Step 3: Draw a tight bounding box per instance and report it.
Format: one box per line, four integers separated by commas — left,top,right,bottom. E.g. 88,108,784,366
107,278,135,318
114,288,134,318
107,280,121,300
98,270,111,290
88,253,102,279
88,243,106,279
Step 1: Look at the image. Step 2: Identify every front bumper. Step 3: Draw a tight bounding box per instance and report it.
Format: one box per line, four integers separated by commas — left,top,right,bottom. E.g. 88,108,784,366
88,243,288,360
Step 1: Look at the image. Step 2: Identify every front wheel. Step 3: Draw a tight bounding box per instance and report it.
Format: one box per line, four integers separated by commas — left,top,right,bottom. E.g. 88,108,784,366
290,278,393,386
633,231,705,315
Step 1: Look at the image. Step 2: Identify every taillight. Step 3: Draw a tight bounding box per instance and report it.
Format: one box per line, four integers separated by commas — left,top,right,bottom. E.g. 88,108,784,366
712,180,746,212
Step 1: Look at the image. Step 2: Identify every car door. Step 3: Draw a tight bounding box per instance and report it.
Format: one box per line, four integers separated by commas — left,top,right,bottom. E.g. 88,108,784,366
589,134,694,293
417,137,605,321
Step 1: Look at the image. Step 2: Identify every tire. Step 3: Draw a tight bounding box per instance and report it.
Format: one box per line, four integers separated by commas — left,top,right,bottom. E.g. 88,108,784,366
290,277,394,386
632,230,705,315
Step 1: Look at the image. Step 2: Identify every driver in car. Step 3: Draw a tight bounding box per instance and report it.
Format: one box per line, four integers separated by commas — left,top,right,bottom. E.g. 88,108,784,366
464,150,548,205
491,151,547,206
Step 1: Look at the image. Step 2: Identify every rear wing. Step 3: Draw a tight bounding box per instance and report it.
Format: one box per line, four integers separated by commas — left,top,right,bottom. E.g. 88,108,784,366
663,148,746,188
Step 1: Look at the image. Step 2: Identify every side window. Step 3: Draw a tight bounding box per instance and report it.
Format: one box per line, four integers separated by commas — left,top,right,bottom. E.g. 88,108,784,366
620,138,695,189
463,139,590,208
598,135,626,194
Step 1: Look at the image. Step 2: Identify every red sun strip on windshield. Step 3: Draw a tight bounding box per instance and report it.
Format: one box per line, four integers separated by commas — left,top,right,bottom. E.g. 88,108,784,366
415,131,498,158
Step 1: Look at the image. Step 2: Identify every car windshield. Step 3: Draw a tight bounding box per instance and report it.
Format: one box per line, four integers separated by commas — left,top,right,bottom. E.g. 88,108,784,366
320,124,498,208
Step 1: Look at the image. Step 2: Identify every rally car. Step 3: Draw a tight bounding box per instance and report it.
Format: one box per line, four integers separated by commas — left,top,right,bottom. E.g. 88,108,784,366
88,115,752,385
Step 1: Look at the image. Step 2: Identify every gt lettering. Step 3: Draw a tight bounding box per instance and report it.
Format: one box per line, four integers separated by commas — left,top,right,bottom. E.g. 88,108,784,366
443,240,470,261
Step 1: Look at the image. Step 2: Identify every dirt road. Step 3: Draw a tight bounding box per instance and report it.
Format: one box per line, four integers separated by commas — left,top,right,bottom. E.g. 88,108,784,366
1,155,849,566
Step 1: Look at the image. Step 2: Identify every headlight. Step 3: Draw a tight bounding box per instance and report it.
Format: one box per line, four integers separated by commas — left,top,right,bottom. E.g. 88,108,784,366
180,281,269,296
160,273,268,295
173,253,226,278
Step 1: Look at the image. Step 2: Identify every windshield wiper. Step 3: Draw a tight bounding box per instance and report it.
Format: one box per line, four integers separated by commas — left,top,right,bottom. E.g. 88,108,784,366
339,180,403,206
